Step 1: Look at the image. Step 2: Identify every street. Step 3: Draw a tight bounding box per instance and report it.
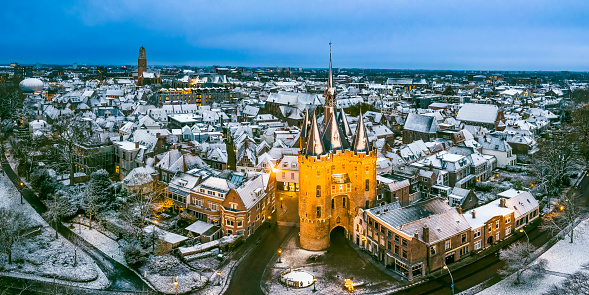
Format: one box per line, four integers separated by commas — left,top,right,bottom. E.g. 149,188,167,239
224,225,296,295
397,174,589,295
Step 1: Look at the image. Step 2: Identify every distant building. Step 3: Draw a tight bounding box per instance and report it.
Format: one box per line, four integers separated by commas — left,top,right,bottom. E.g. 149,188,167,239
154,87,231,106
137,46,147,86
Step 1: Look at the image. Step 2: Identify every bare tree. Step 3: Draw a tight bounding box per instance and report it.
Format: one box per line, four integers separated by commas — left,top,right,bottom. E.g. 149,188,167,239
52,115,94,186
81,188,101,229
532,134,578,197
545,271,589,295
43,192,69,239
542,191,583,243
498,241,536,285
0,208,32,264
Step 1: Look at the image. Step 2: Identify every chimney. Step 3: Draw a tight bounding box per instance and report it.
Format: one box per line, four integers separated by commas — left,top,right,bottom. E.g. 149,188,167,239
119,134,123,141
422,225,429,243
414,230,419,239
135,141,139,149
471,210,476,219
499,198,506,208
156,132,161,138
457,206,462,214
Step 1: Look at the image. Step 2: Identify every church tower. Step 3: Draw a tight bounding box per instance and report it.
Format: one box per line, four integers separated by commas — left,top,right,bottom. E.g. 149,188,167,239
137,46,147,86
298,46,377,251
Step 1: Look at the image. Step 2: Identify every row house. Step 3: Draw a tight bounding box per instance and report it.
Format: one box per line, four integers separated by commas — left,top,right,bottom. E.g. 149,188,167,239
463,199,515,252
155,148,209,183
498,189,540,230
355,198,471,280
166,170,275,238
221,173,275,237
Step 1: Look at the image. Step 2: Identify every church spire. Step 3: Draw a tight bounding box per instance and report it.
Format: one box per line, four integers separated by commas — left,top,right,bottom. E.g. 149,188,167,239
323,42,336,125
322,108,348,152
300,106,311,150
352,111,370,153
305,111,325,157
337,108,353,139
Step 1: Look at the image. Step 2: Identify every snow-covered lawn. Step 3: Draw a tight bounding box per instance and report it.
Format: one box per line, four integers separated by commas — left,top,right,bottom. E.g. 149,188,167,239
0,228,109,289
477,217,589,295
139,254,207,294
66,221,127,267
0,174,108,289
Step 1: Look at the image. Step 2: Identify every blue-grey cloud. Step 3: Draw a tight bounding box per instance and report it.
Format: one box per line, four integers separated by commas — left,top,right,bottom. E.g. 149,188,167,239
2,0,589,70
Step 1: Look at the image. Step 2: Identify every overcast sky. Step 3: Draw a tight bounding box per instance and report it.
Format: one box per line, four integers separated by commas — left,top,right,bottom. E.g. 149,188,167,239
3,0,589,70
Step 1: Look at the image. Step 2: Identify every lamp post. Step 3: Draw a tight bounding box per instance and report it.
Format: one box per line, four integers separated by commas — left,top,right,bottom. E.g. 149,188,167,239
152,220,158,253
313,277,317,292
519,228,530,244
280,197,283,209
78,214,82,233
217,271,222,286
443,264,454,295
173,276,178,295
278,249,282,263
20,182,24,204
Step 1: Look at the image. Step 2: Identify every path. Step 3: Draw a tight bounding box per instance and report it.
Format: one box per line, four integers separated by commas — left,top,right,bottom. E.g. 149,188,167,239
0,151,152,293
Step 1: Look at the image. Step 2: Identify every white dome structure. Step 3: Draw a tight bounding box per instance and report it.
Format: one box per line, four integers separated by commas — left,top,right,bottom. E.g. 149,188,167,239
19,78,44,93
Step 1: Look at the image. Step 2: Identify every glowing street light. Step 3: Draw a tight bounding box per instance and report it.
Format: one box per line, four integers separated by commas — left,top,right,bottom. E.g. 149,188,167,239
173,276,178,295
345,279,354,291
278,249,282,263
217,271,222,286
519,228,530,244
313,277,317,292
443,264,454,295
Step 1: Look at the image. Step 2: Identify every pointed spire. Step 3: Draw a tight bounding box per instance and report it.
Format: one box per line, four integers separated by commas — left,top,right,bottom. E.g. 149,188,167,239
322,108,349,152
305,111,325,157
323,42,336,125
300,106,311,150
352,111,370,153
337,108,353,139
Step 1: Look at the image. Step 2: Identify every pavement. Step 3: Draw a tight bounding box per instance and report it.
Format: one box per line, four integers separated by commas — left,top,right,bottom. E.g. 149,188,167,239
396,173,589,295
0,151,153,294
224,225,296,295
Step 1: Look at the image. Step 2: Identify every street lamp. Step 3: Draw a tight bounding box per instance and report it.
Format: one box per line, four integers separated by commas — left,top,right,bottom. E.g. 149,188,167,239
313,277,317,292
278,249,282,263
20,182,24,204
173,276,178,295
217,271,222,286
152,220,158,253
560,205,564,211
78,214,82,233
519,228,530,244
443,264,454,295
280,197,283,209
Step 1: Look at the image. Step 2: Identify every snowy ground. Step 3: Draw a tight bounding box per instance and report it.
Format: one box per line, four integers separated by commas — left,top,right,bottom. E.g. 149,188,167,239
476,217,589,295
0,174,108,289
263,234,399,295
65,220,127,267
139,254,208,294
3,142,19,173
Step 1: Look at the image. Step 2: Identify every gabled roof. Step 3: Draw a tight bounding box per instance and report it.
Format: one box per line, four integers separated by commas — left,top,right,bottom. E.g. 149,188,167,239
404,113,440,134
457,103,499,124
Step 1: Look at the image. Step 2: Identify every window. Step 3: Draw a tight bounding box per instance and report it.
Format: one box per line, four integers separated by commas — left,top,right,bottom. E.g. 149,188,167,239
445,240,451,250
430,246,436,256
488,224,492,233
506,227,511,236
316,185,321,197
210,203,218,212
461,233,467,244
394,245,399,255
365,179,370,191
395,235,399,243
226,218,234,226
291,173,294,179
505,216,511,224
402,249,407,259
316,206,321,218
474,228,481,238
331,198,335,209
495,220,499,230
460,246,469,257
230,203,238,210
402,239,407,247
474,240,481,250
237,218,243,227
343,197,346,208
387,241,391,250
496,232,500,241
